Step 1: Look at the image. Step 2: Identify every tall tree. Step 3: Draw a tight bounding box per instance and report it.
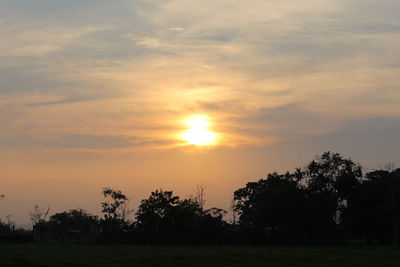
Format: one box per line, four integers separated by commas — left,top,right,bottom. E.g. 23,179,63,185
135,190,180,244
233,152,363,244
234,172,307,244
29,205,50,226
192,182,207,209
302,152,362,243
101,187,129,220
100,188,130,243
343,168,400,245
29,205,50,242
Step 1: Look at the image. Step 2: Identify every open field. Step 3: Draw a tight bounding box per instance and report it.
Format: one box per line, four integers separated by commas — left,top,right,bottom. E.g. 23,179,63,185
1,245,400,267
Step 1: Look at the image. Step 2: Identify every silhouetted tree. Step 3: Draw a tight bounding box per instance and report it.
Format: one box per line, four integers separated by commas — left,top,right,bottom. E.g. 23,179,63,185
0,195,6,233
100,188,130,243
102,187,129,220
192,182,207,209
3,151,399,246
47,209,99,242
342,168,400,245
135,190,180,244
29,205,50,226
301,152,362,243
234,172,307,244
0,214,15,235
233,152,363,244
29,205,50,242
135,189,228,245
229,198,238,225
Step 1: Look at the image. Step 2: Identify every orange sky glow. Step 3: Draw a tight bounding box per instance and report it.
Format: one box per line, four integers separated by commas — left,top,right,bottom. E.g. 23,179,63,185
1,0,400,226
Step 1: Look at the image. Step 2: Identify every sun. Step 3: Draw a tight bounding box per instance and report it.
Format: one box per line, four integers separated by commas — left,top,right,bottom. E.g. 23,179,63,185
181,115,217,146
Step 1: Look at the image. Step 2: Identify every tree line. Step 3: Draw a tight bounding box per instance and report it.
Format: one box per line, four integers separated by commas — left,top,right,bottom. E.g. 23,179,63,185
1,151,400,245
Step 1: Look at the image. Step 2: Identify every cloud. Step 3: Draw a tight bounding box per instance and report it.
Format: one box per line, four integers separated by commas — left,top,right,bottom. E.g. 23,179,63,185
135,37,162,48
60,135,135,149
1,0,400,151
0,26,109,57
169,27,185,32
0,134,173,150
273,115,400,167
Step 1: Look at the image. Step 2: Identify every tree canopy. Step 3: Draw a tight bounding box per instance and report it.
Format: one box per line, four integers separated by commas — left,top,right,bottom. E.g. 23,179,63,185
2,151,399,245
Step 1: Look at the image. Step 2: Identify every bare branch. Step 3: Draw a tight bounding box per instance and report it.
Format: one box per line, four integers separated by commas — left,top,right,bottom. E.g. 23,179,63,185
193,182,207,209
29,205,50,226
229,198,238,225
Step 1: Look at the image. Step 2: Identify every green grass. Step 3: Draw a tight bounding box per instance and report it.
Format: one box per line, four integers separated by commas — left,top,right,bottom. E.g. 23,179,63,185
0,244,400,267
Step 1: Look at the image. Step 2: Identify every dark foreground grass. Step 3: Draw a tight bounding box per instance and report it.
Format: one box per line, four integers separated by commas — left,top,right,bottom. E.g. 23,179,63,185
0,244,400,267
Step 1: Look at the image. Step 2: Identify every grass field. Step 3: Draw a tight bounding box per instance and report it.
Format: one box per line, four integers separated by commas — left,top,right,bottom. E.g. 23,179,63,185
0,244,400,267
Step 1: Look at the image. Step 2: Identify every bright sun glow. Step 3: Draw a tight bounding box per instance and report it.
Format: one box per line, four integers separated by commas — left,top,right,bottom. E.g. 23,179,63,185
181,115,217,146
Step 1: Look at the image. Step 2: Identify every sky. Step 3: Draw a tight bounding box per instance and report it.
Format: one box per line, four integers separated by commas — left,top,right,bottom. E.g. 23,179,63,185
1,0,400,226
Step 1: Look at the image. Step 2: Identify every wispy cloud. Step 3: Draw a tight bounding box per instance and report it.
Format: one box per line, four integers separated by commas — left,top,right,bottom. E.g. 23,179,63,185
1,0,400,150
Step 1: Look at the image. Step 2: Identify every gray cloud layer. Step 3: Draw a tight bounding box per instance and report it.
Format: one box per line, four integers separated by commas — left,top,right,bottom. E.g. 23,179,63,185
1,0,400,153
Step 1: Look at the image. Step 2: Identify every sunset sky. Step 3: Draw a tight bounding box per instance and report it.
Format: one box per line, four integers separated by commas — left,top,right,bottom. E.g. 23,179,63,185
1,0,400,226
